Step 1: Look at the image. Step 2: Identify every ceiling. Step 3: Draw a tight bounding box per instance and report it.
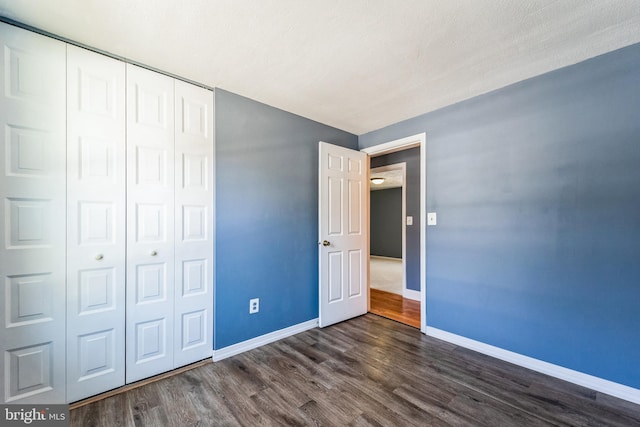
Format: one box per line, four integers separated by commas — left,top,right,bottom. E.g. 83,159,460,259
370,169,403,191
1,1,640,135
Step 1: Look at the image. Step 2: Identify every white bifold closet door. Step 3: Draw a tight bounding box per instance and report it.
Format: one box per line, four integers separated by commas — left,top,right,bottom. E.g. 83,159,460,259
66,46,126,401
126,65,213,383
173,80,214,368
0,24,67,403
126,64,176,383
1,22,213,401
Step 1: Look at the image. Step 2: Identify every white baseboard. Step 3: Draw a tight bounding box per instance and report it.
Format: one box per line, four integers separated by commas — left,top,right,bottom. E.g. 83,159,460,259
370,255,402,261
212,318,318,362
426,327,640,405
402,288,421,301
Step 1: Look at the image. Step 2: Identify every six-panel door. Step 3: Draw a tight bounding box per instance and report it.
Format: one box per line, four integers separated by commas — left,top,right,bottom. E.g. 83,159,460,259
0,24,67,403
126,64,176,384
174,81,214,368
318,142,368,328
66,45,127,401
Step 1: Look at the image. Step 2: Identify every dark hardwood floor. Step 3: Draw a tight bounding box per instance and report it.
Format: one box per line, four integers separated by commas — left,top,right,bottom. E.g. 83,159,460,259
369,288,421,328
71,315,640,426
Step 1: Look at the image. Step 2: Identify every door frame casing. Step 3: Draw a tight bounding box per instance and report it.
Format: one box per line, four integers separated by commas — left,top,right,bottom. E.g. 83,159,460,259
361,133,426,333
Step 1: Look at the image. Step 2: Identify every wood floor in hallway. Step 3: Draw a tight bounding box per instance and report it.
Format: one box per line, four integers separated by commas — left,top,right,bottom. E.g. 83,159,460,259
369,288,421,328
70,314,640,426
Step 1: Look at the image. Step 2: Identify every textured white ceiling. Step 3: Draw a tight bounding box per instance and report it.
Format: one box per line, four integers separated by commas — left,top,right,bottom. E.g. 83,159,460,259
1,1,640,134
370,169,404,191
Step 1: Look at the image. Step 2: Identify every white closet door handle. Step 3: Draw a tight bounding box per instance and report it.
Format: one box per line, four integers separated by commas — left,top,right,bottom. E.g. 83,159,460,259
95,254,104,261
150,250,158,256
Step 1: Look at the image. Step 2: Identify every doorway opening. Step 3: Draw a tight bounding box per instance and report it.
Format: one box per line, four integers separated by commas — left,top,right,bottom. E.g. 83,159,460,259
361,132,426,332
370,164,405,295
368,159,420,328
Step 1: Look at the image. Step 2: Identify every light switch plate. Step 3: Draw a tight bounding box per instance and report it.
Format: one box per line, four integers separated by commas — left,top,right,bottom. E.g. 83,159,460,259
406,216,413,225
427,212,437,226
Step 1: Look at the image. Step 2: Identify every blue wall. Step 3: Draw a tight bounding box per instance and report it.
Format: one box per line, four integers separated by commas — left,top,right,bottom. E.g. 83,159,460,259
214,89,357,349
370,188,402,258
371,148,421,291
360,43,640,389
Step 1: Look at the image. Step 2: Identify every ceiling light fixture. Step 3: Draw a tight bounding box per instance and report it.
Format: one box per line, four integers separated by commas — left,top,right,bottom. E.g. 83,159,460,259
370,177,385,185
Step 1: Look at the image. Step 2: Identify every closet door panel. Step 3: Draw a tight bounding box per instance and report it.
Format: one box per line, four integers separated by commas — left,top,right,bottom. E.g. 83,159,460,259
174,81,213,367
0,23,66,404
126,64,175,383
66,45,126,402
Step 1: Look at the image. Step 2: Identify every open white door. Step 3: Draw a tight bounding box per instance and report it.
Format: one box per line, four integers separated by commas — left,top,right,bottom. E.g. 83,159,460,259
318,142,368,327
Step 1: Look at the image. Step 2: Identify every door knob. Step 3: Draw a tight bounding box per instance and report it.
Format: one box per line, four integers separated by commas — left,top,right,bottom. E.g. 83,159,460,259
150,250,158,256
95,254,104,261
322,240,330,247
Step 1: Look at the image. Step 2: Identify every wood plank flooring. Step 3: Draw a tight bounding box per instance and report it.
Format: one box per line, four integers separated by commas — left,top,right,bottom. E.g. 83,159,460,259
370,288,421,328
71,314,640,426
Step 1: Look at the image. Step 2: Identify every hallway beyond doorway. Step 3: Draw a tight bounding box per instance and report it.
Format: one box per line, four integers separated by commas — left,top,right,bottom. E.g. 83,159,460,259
370,256,420,328
370,257,402,295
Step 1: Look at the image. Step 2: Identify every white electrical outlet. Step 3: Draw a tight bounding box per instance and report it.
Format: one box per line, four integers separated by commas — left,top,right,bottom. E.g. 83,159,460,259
406,216,413,225
249,298,259,314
